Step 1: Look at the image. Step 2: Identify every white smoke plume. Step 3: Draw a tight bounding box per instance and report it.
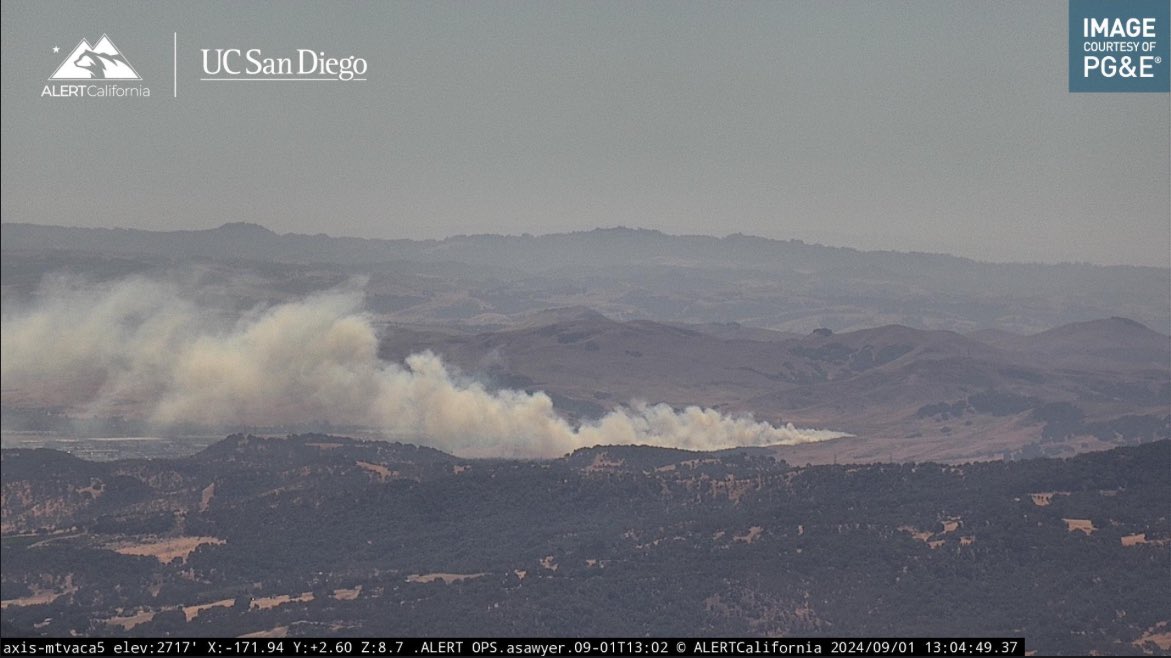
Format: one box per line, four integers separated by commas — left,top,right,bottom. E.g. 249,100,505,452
1,277,847,457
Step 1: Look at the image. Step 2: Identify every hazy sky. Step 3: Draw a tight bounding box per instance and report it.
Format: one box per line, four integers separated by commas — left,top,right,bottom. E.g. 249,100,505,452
2,1,1168,266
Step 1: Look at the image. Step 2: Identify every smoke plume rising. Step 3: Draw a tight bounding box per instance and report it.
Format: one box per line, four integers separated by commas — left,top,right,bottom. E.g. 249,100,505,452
1,278,847,457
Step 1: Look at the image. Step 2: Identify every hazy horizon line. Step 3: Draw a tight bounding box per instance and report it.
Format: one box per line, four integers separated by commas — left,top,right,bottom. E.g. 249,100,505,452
3,219,1169,271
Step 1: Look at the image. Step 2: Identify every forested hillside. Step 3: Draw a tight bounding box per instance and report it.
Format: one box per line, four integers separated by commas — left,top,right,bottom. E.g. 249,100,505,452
2,437,1167,654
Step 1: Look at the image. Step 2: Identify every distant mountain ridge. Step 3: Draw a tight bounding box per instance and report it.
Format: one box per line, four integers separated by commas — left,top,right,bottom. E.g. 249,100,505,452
4,221,1168,335
4,221,1165,273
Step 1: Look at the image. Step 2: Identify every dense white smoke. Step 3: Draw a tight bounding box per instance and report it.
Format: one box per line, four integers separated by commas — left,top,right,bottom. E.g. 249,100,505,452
1,278,846,457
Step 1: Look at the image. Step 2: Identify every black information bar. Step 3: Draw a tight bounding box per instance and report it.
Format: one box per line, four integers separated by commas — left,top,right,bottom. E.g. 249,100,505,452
0,637,1025,657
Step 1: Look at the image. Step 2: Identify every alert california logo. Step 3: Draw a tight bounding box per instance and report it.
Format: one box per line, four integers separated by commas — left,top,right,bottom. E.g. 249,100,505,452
42,34,152,98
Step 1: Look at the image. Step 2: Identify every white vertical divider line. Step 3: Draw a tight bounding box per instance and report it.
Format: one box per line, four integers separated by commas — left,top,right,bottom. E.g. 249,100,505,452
173,32,177,98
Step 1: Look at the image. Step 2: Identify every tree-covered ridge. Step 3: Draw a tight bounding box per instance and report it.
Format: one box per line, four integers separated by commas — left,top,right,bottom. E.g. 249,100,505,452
2,436,1168,655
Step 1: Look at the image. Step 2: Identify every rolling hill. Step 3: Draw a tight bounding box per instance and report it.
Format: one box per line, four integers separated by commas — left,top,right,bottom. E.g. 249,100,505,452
378,312,1170,464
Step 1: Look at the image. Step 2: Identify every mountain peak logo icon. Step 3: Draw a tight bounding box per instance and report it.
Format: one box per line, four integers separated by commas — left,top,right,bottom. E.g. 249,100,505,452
50,35,140,80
